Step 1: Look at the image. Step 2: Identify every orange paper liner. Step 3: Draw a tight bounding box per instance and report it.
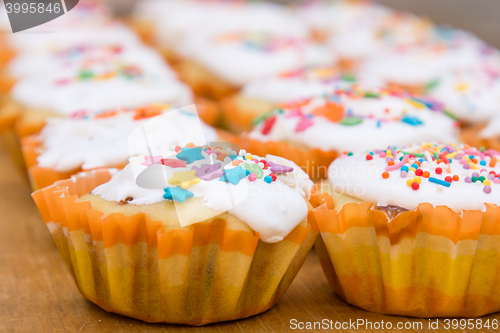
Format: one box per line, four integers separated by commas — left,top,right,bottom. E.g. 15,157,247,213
175,59,238,100
309,194,500,318
194,97,221,126
31,170,319,325
239,136,339,179
0,98,25,170
461,123,500,152
221,95,274,134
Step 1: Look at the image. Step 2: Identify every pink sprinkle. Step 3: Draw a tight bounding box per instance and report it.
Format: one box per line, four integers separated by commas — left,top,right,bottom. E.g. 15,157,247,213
175,146,181,152
385,154,409,172
295,116,314,132
484,186,492,194
379,152,386,158
400,171,407,178
464,177,472,183
494,178,500,184
248,173,257,181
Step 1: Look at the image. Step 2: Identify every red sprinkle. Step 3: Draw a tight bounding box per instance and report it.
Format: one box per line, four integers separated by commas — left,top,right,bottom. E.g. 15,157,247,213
388,161,395,166
435,167,443,174
415,169,423,176
382,171,390,179
366,154,373,160
261,115,277,135
411,182,420,190
269,173,277,181
175,145,181,152
445,176,452,183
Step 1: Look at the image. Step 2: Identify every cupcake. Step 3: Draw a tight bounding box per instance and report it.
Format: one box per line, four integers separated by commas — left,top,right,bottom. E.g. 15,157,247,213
22,104,228,190
9,43,193,137
241,85,459,179
461,115,500,152
175,29,333,100
221,66,381,133
32,146,318,325
299,0,434,71
132,0,308,65
313,142,500,317
429,64,500,125
359,29,500,94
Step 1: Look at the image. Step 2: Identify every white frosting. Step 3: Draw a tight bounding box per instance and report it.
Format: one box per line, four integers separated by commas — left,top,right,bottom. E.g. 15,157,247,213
11,43,193,116
91,151,311,243
328,143,500,212
248,90,459,152
135,0,308,51
430,66,500,124
360,30,500,86
178,30,333,86
6,24,143,79
36,108,218,172
241,67,384,103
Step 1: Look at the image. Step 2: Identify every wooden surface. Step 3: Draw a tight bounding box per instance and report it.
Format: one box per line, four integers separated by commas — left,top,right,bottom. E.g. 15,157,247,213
1,146,500,333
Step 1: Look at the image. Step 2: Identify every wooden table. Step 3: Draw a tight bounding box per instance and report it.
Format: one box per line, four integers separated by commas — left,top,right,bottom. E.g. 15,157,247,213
1,146,499,333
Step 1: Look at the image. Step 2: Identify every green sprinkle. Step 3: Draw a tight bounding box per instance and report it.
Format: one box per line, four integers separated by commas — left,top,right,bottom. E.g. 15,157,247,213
433,152,440,160
347,152,353,156
472,176,478,183
479,176,486,182
425,79,440,91
341,74,356,82
480,146,486,152
364,92,380,98
444,110,459,120
402,151,425,157
78,70,94,80
340,116,363,126
252,109,280,126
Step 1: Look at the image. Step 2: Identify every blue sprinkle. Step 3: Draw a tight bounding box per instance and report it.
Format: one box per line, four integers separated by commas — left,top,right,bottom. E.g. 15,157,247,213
376,120,381,128
480,161,487,166
245,169,250,176
163,187,194,202
401,166,409,172
264,175,272,183
429,177,451,187
229,154,238,160
411,163,419,169
401,115,423,126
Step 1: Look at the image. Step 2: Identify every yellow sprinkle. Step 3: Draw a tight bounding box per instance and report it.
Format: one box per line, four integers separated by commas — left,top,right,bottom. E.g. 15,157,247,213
446,152,457,159
455,83,468,92
484,179,492,186
407,179,413,187
409,167,416,172
405,99,426,109
245,154,253,160
414,176,422,184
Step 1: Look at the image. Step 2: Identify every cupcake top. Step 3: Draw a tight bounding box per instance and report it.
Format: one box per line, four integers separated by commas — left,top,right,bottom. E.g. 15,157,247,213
240,66,383,104
429,65,500,124
301,0,434,60
35,105,217,172
7,29,147,79
360,30,500,87
328,142,500,212
90,146,313,243
11,45,192,116
136,0,308,50
247,86,459,152
178,30,333,86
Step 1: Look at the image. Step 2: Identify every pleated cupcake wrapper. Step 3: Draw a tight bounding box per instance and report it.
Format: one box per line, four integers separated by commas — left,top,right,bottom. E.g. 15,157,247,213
32,169,319,325
308,193,500,318
239,136,339,179
0,98,25,171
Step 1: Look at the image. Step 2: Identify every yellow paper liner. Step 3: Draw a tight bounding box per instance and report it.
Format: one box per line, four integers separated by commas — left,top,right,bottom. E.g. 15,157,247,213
32,169,318,325
221,94,274,134
309,192,500,318
239,136,339,179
